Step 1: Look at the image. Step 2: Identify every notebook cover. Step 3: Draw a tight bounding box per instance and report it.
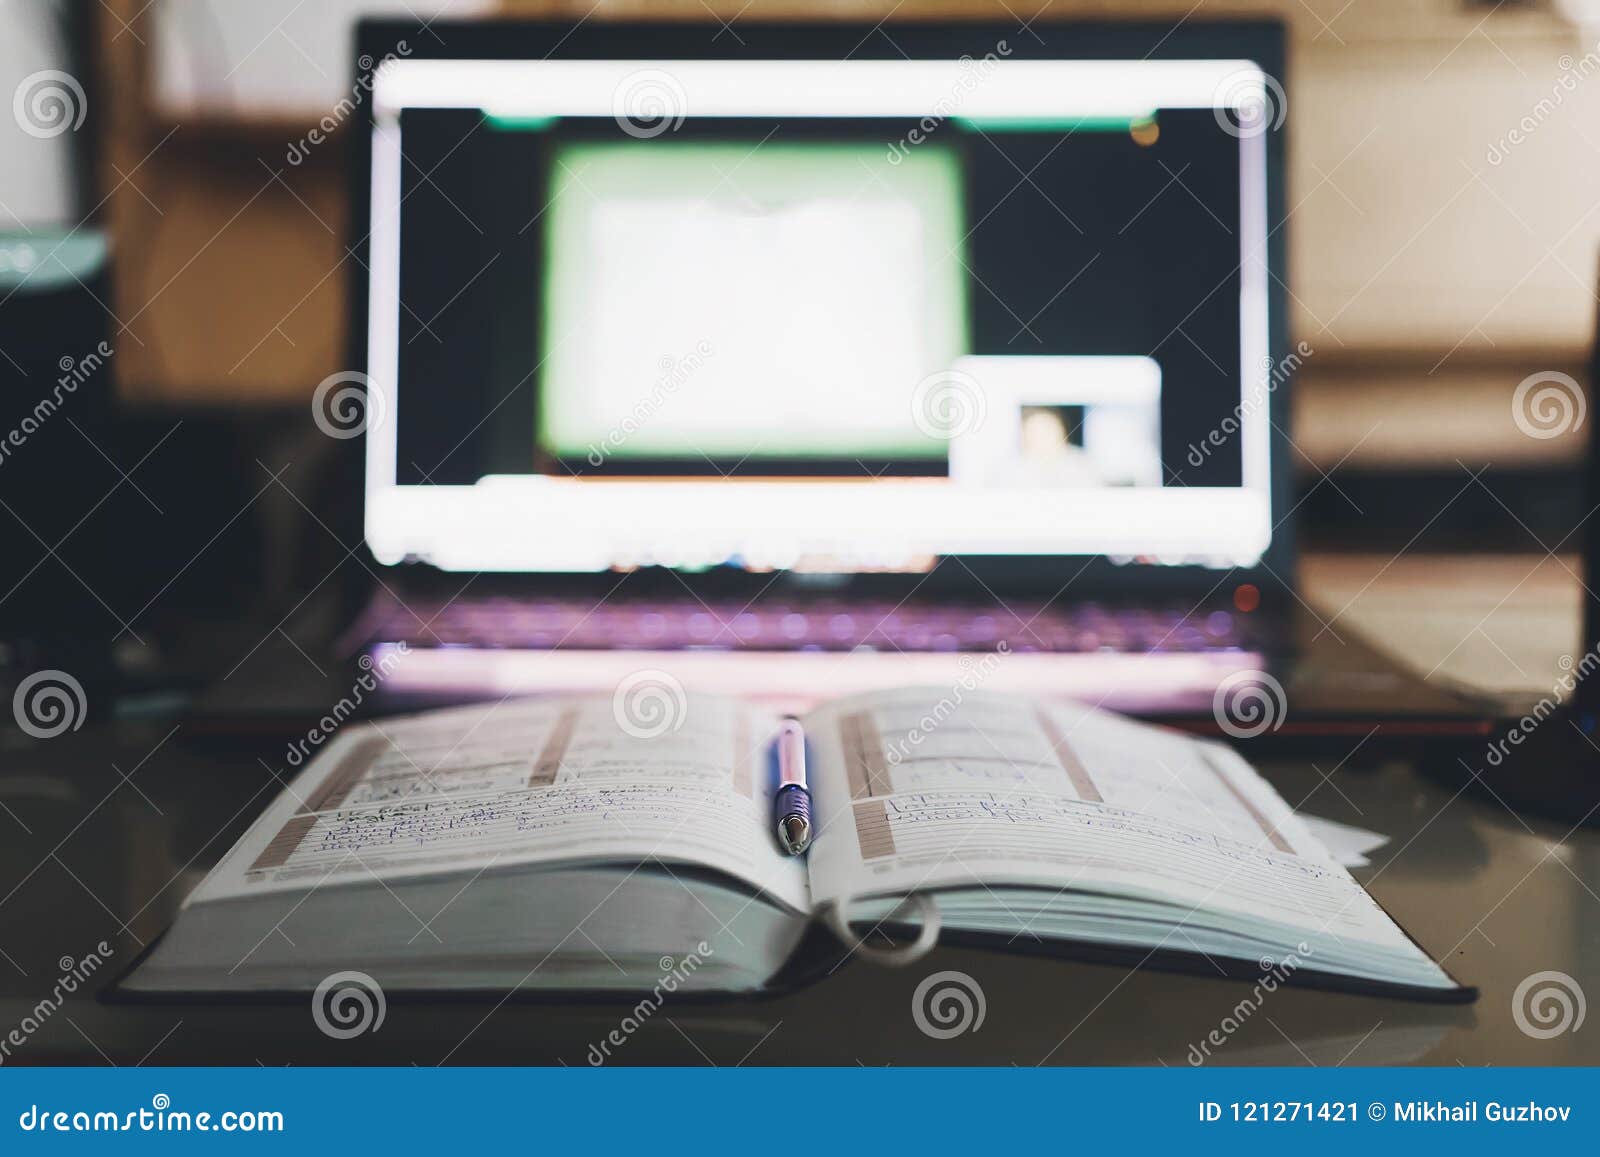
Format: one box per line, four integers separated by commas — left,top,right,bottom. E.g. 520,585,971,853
100,920,844,1007
103,910,1473,1006
927,927,1477,1004
863,879,1476,1005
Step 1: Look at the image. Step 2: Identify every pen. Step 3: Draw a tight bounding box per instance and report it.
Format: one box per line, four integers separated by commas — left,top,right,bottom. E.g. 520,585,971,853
773,719,812,855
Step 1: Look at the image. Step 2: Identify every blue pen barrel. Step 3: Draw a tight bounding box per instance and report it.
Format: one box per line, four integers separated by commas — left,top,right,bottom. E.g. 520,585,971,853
772,720,812,853
774,782,811,826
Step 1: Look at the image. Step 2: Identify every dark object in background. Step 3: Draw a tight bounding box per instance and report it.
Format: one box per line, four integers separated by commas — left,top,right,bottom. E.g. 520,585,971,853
0,229,119,673
1460,260,1600,826
0,230,347,704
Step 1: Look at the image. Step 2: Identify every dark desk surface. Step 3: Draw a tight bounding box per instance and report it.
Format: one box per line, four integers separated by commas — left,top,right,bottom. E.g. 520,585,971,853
1,717,1595,1066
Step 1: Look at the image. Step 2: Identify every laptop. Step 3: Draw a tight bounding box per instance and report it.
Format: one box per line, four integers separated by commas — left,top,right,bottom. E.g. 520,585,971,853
325,17,1490,745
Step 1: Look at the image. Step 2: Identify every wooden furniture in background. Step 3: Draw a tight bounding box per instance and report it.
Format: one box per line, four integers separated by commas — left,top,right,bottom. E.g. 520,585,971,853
90,0,1600,478
97,0,390,403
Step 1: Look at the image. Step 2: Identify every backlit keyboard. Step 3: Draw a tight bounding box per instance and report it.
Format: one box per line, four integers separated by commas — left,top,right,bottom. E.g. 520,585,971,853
357,596,1253,656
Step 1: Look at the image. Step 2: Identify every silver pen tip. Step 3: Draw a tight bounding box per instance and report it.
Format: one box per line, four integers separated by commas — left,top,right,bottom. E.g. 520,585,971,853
781,815,812,855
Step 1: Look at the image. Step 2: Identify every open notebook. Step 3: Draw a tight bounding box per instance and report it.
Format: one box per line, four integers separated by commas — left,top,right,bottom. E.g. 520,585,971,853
120,689,1470,1001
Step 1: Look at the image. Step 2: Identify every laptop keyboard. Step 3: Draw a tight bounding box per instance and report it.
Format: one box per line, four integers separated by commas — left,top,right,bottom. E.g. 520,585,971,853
361,597,1255,655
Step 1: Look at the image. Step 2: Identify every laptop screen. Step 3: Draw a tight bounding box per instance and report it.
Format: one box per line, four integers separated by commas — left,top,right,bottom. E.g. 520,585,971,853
363,58,1275,573
540,138,968,467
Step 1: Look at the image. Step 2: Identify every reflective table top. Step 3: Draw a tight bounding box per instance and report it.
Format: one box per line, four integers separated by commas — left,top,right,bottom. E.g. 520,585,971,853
1,718,1595,1066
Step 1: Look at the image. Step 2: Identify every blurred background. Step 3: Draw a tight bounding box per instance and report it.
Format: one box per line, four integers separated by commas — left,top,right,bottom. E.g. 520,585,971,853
2,0,1596,709
5,4,1600,1067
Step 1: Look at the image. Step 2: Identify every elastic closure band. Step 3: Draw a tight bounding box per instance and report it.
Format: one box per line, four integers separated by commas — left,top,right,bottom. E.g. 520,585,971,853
821,892,941,966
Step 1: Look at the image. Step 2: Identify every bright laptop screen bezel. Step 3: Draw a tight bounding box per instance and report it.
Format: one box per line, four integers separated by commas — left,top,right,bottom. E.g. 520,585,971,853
364,57,1274,573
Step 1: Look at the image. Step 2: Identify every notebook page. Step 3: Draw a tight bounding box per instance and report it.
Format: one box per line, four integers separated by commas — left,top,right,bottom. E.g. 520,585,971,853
190,694,809,913
801,688,1440,962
